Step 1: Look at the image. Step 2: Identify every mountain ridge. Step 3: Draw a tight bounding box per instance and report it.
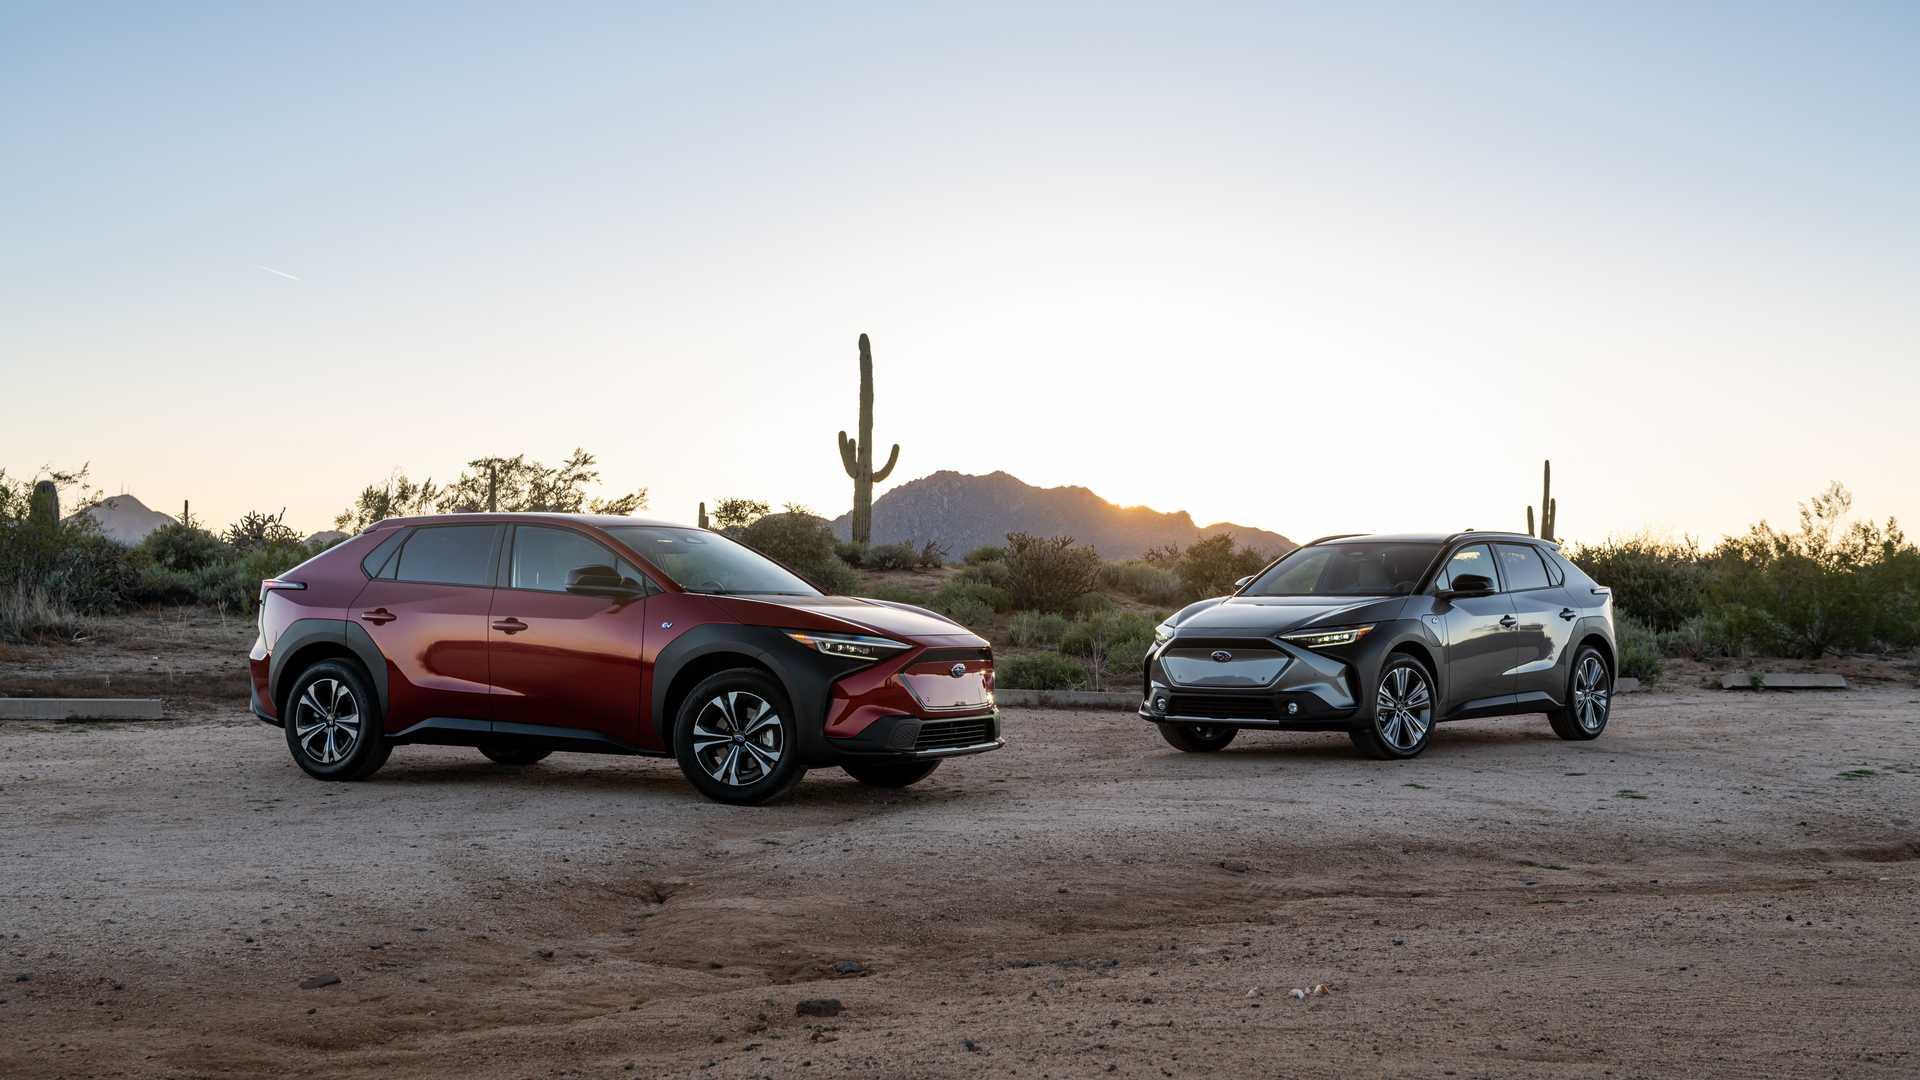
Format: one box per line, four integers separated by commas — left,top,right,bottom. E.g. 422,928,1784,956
830,470,1294,559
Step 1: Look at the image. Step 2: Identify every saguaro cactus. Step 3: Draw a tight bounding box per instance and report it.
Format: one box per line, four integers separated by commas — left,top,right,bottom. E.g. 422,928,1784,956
698,502,709,530
837,333,899,545
28,480,59,530
1526,460,1557,541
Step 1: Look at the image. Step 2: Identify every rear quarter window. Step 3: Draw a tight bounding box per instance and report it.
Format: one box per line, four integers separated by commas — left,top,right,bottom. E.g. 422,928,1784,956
393,525,498,586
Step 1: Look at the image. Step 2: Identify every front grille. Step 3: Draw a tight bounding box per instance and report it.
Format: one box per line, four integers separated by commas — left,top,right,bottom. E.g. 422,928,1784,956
914,715,998,751
1165,693,1276,721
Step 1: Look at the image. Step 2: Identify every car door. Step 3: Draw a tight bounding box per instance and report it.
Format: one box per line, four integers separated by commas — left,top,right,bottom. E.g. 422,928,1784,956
1431,542,1518,715
487,524,652,743
350,523,503,731
1497,542,1578,707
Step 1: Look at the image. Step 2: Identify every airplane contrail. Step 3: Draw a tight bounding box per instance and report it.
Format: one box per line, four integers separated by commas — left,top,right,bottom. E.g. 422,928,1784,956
257,265,302,281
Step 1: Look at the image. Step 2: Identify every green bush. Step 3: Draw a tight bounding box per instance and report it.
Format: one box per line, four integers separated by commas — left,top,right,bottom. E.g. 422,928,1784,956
1615,615,1663,681
1005,610,1071,647
860,582,934,606
1652,613,1735,660
47,531,141,614
916,541,948,569
938,595,993,630
996,653,1087,691
1178,534,1271,599
834,541,868,567
1568,535,1708,632
964,545,1004,565
1002,532,1102,613
1100,560,1187,606
736,512,851,592
137,522,230,574
1059,610,1156,658
0,583,89,644
932,579,1011,617
864,542,920,571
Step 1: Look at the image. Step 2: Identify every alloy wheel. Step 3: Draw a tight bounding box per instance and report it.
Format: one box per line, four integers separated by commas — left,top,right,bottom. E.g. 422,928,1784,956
1374,664,1433,752
293,678,362,765
1572,655,1611,732
691,690,785,787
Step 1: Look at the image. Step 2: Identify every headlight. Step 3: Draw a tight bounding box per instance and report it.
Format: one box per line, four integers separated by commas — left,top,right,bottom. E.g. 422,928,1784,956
1281,625,1375,649
1153,619,1176,645
784,630,912,660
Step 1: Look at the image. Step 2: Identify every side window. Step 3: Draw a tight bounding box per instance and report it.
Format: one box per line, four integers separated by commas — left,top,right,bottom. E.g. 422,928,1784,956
360,529,407,579
510,526,649,593
1495,543,1551,591
394,525,498,587
1436,543,1497,590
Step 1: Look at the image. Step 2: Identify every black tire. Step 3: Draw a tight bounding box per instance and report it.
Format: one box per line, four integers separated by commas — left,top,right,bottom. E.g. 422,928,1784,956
283,658,390,781
841,759,942,788
1158,722,1237,753
1548,645,1613,741
672,668,808,805
1350,653,1436,760
479,743,552,766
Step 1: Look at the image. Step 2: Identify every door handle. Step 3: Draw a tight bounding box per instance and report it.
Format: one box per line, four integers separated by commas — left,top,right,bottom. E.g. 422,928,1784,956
1559,607,1577,621
360,608,395,625
492,618,528,634
1499,615,1518,630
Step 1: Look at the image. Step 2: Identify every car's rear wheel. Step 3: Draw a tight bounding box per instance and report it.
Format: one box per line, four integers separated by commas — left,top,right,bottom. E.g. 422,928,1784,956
672,669,807,805
841,759,942,788
1548,647,1612,740
479,743,552,766
1158,722,1237,752
1350,654,1434,760
284,659,390,781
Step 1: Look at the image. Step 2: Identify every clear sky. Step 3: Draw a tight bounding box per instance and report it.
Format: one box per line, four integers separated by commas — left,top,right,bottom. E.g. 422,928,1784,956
4,3,1916,544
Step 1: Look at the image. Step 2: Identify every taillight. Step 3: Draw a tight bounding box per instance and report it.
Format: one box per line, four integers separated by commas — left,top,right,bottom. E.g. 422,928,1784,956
258,578,307,603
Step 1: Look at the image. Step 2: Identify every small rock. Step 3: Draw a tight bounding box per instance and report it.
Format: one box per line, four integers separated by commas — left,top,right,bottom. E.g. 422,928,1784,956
1391,938,1406,946
1217,860,1253,874
12,974,28,983
299,975,341,990
962,1039,980,1052
537,949,556,960
1289,988,1307,1001
831,960,867,976
796,998,843,1018
1245,987,1261,998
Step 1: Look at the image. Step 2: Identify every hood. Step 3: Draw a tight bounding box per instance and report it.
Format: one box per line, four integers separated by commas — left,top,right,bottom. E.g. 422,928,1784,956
720,594,981,643
1169,594,1401,636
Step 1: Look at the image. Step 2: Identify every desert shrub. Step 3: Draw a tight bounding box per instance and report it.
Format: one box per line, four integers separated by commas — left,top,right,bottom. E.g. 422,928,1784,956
1614,615,1663,682
736,512,850,591
860,582,935,606
1002,532,1102,613
1568,535,1709,632
0,583,91,643
964,545,1004,565
46,531,140,613
1059,610,1156,689
188,540,316,612
709,497,770,530
864,542,920,572
1141,544,1183,566
137,522,229,574
1653,613,1736,660
1104,636,1153,678
1705,483,1918,657
1178,534,1272,600
996,653,1087,691
1070,591,1114,615
932,579,1011,617
1005,610,1071,647
1100,560,1187,606
917,541,948,569
834,541,868,567
938,595,993,630
956,558,1010,590
223,510,300,552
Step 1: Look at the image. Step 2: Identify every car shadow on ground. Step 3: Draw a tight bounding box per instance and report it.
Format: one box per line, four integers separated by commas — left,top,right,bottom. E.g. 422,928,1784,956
1160,717,1577,763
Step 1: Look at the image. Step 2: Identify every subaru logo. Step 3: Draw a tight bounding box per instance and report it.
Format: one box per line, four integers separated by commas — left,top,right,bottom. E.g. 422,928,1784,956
950,663,968,678
1211,650,1234,663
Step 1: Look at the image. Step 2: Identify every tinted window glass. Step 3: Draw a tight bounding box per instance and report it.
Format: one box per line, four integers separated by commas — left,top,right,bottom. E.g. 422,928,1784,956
510,526,642,592
394,525,497,586
603,526,819,596
360,530,406,578
1436,544,1497,591
1495,543,1552,591
1243,542,1439,597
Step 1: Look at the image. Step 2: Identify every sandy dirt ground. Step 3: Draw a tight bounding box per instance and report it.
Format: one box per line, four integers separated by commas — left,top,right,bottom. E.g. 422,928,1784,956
3,621,1918,1078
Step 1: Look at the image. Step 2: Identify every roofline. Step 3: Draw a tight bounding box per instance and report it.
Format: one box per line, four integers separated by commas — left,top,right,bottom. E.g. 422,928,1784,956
362,511,692,532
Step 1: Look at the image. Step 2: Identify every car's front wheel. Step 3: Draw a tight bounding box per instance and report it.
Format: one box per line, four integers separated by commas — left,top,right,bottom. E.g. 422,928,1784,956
1548,647,1612,741
479,743,552,766
284,659,391,781
1157,722,1237,752
673,670,807,805
1350,654,1435,760
841,759,941,788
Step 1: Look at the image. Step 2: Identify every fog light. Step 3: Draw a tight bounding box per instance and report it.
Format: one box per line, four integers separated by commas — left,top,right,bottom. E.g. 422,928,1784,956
1152,695,1168,715
1287,702,1299,716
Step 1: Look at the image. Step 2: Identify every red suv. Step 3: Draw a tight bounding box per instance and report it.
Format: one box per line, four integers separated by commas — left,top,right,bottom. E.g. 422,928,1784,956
248,515,1000,804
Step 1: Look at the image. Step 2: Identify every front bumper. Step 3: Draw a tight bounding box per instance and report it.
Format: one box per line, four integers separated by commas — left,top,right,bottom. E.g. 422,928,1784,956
824,710,1004,759
1139,636,1363,730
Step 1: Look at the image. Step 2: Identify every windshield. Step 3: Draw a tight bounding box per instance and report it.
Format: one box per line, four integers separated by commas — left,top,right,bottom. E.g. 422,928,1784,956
604,526,820,596
1242,542,1441,597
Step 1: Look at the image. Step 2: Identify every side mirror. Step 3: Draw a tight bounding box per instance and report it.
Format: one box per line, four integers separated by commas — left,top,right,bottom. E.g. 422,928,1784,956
1440,573,1494,599
1234,575,1255,590
565,565,641,598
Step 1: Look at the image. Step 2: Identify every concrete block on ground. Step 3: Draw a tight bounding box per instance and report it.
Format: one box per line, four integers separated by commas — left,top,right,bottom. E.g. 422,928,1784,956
0,698,166,720
1718,672,1849,691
